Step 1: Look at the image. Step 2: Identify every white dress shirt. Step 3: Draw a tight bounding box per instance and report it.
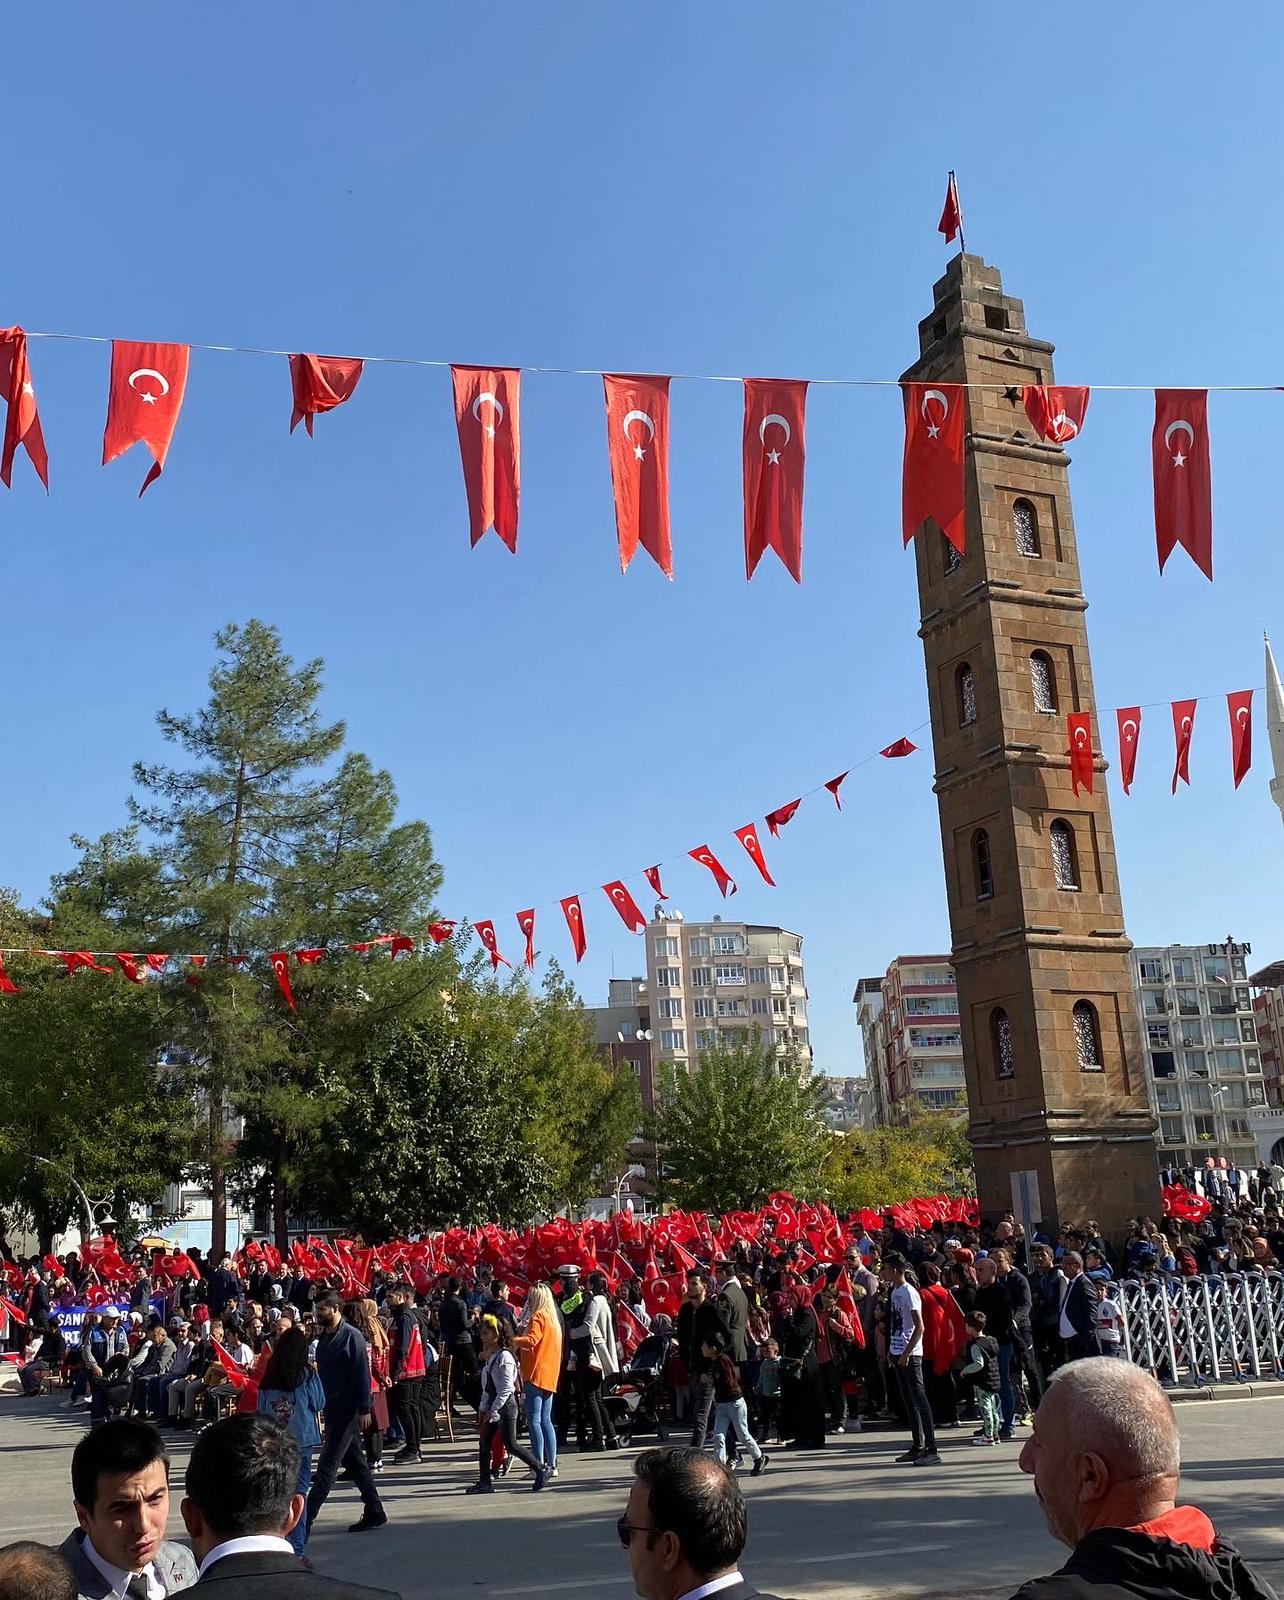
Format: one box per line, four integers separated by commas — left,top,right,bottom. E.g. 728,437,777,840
197,1535,297,1578
83,1536,165,1600
678,1574,744,1600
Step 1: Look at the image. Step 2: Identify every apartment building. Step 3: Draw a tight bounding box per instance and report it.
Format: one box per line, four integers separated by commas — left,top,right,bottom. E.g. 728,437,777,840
1249,959,1284,1109
855,956,966,1124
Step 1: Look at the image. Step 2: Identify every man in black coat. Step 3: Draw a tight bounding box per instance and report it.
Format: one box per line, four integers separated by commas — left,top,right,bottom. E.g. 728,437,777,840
184,1414,399,1598
1056,1253,1097,1363
675,1275,730,1449
305,1290,386,1536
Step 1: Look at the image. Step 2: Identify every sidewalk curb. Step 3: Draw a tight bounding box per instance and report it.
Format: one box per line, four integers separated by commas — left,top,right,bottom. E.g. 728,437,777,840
1167,1380,1284,1403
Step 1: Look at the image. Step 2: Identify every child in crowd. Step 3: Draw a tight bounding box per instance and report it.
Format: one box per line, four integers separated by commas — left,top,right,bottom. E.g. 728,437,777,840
959,1310,1001,1445
703,1335,767,1476
1094,1279,1125,1357
755,1337,782,1444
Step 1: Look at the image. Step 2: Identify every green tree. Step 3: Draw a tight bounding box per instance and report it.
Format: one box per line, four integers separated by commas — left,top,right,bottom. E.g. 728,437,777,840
821,1108,974,1212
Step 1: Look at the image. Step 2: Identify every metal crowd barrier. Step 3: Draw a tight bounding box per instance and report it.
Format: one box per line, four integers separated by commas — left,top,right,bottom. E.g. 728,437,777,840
1113,1271,1284,1387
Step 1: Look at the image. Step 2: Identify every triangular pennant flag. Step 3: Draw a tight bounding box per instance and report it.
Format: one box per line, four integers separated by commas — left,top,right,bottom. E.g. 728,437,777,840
734,824,775,887
825,773,849,808
765,799,801,837
688,846,736,899
644,866,666,900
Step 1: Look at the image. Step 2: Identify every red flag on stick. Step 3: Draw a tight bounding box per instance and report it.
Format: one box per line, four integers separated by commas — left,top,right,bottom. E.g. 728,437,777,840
688,846,737,899
644,866,666,901
1171,699,1197,793
1153,390,1213,581
269,953,296,1011
102,340,190,494
452,365,521,553
1022,385,1089,444
603,374,672,577
1117,708,1141,796
734,824,775,887
825,773,849,809
603,882,647,933
880,738,917,759
0,953,19,995
1228,690,1253,789
517,909,536,970
288,354,363,436
1068,712,1094,796
765,799,801,837
560,896,588,962
474,921,510,972
902,382,967,556
0,328,48,488
938,172,963,245
743,378,807,582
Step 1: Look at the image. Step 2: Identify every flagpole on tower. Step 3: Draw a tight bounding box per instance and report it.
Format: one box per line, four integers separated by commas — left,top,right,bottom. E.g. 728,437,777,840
938,171,964,255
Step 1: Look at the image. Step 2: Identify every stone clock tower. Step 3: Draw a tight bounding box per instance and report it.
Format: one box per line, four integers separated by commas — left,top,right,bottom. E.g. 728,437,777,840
903,253,1160,1234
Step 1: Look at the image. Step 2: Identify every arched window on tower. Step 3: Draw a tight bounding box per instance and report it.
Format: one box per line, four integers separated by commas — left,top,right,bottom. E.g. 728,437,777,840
1013,497,1041,556
1030,650,1058,713
991,1007,1014,1080
1050,819,1080,890
973,828,994,901
956,662,976,728
1073,1000,1103,1071
942,533,961,576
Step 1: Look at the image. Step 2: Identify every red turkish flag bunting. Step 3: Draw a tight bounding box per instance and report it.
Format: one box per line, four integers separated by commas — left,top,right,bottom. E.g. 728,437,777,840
938,172,963,244
734,824,775,887
603,881,647,933
644,866,666,901
288,354,363,436
688,846,736,899
517,909,536,970
603,374,672,578
269,952,296,1011
452,365,521,553
388,934,414,959
0,953,19,995
0,328,48,488
1153,390,1213,581
1022,385,1090,445
102,340,190,494
1068,712,1094,796
144,953,169,973
186,954,207,986
825,773,849,809
561,896,588,962
765,799,801,837
57,951,113,975
295,948,326,965
474,921,510,972
115,953,144,984
1228,690,1253,789
902,382,967,555
427,920,457,945
880,737,917,758
1171,699,1197,793
743,378,807,582
1117,708,1141,796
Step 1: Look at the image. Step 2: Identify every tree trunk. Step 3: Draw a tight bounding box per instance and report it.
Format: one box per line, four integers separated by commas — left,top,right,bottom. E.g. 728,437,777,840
272,1134,289,1255
209,1082,227,1259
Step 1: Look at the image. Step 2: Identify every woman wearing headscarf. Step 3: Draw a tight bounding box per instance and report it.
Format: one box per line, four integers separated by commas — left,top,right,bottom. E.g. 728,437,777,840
780,1284,826,1450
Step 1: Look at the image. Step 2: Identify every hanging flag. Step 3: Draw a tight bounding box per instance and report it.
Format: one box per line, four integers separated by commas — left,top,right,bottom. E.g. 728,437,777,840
734,824,775,887
880,737,917,758
644,866,666,901
474,921,510,972
765,799,801,837
56,952,114,975
1228,690,1253,789
560,896,588,962
389,934,415,959
603,881,647,933
0,953,19,995
102,340,190,494
452,365,521,553
1171,699,1197,793
603,373,672,578
517,909,536,970
825,773,849,808
743,377,807,582
938,172,963,245
144,953,169,973
0,328,48,488
1068,711,1093,796
115,953,144,984
1021,385,1090,444
186,955,207,987
288,354,363,436
902,382,967,556
1117,707,1141,796
269,953,296,1011
1153,390,1213,581
295,948,326,965
427,920,457,945
688,846,737,899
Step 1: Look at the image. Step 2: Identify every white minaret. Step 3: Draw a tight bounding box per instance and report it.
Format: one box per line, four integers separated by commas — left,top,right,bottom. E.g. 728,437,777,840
1267,633,1284,828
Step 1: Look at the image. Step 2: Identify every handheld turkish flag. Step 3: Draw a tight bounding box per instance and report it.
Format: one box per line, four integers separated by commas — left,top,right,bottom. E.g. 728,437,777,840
288,354,363,436
743,378,807,582
452,365,521,553
474,921,511,972
902,382,967,556
1153,390,1213,580
938,171,963,245
644,866,667,900
0,328,48,488
102,340,190,494
561,896,588,962
765,799,801,837
603,374,672,577
688,845,736,899
825,773,849,809
1171,699,1197,793
1068,712,1094,796
212,1339,250,1390
880,737,917,759
1022,385,1089,444
734,824,776,887
1117,708,1141,796
269,953,296,1011
0,953,19,995
115,953,144,984
603,881,647,933
1228,690,1253,788
517,909,536,970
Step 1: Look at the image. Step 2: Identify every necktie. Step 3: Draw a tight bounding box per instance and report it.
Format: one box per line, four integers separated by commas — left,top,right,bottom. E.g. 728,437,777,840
126,1576,152,1600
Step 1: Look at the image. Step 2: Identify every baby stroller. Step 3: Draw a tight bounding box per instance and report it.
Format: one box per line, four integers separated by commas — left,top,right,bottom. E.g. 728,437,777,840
603,1330,673,1445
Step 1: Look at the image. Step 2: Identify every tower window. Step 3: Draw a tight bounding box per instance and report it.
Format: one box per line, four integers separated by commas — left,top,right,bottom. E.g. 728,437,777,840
1074,1000,1103,1072
1050,819,1080,890
992,1007,1014,1080
1013,498,1040,557
942,533,961,576
1030,650,1057,713
984,305,1009,331
973,828,994,901
956,662,977,728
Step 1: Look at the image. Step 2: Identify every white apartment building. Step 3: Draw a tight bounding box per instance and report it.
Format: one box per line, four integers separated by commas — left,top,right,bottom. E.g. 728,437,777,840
643,911,809,1073
855,956,966,1126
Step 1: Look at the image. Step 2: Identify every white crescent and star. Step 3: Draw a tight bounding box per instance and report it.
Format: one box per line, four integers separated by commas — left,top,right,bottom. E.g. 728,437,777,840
1236,706,1250,727
1164,419,1194,467
1049,410,1079,440
1122,719,1138,741
472,390,504,439
759,413,791,467
128,368,171,405
622,409,656,461
921,387,950,440
1074,728,1089,747
1181,716,1193,737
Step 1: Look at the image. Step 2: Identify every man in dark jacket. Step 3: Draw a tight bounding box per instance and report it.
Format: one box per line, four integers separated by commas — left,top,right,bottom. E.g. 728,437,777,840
385,1283,427,1464
304,1290,386,1536
1013,1356,1274,1600
1057,1254,1098,1363
995,1247,1044,1426
207,1257,241,1321
714,1262,750,1364
675,1275,730,1448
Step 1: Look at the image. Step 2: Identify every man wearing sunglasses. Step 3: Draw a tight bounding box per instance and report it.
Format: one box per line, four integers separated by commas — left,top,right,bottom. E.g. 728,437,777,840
618,1446,791,1600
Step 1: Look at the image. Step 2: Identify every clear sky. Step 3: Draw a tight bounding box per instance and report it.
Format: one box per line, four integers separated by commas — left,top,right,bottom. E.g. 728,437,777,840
6,6,1284,1074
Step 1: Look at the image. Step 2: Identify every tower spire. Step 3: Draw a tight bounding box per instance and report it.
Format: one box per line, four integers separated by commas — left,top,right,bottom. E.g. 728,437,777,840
1266,633,1284,829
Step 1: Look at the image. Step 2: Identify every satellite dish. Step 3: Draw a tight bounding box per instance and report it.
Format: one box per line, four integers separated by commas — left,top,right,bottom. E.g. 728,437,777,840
617,1030,627,1043
641,1029,654,1042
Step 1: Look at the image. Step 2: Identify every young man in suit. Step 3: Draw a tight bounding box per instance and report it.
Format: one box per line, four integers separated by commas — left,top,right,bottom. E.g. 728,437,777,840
182,1415,399,1598
1057,1253,1098,1363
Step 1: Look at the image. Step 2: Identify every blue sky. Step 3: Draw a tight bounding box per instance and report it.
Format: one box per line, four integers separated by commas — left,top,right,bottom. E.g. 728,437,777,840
6,6,1284,1074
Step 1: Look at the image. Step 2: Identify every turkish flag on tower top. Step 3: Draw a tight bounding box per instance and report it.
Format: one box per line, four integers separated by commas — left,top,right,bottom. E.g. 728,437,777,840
938,172,963,246
103,341,190,494
603,374,672,578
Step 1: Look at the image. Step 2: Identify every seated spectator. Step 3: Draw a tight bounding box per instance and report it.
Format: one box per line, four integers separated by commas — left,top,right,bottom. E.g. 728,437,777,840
19,1325,67,1397
0,1542,76,1600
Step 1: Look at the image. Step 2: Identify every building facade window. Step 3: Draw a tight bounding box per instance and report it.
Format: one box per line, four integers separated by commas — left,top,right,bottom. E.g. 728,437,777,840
692,997,714,1018
748,966,767,985
689,967,711,987
660,1029,685,1052
1073,1000,1103,1071
656,967,680,988
992,1007,1014,1079
1050,819,1079,889
943,532,961,575
1013,497,1040,556
688,936,710,957
654,936,679,957
713,934,744,954
957,662,977,727
750,997,770,1016
714,965,745,986
1030,650,1058,713
973,829,994,901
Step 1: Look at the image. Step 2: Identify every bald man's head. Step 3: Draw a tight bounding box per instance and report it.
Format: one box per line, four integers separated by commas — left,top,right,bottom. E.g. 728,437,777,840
0,1542,76,1600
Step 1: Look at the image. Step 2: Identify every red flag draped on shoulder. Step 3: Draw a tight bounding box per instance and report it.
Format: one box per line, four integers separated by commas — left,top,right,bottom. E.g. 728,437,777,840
561,896,587,962
765,799,801,837
1228,690,1252,788
902,383,967,556
1068,712,1094,796
603,882,647,933
475,921,510,972
288,354,363,436
269,953,296,1011
734,824,775,887
938,172,963,245
452,365,521,553
689,846,736,899
1153,390,1213,580
644,866,666,901
1022,385,1089,444
603,374,672,578
102,341,190,494
0,328,48,488
743,378,807,582
1117,708,1141,796
1171,699,1197,793
517,909,536,970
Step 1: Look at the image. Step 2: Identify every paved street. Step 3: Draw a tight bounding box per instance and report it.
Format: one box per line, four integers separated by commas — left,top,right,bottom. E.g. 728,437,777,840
2,1395,1282,1600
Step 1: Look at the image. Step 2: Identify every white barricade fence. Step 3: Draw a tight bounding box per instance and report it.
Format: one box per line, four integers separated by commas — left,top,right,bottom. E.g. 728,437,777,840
1113,1271,1284,1386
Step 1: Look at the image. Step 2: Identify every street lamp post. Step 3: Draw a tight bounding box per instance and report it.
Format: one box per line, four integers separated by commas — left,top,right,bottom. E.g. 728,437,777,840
32,1156,116,1246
